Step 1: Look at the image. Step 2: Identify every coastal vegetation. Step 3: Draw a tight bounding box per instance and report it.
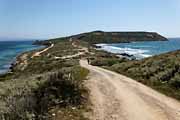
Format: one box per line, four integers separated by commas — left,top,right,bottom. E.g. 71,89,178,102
0,39,90,120
70,31,167,44
90,49,180,100
0,31,178,120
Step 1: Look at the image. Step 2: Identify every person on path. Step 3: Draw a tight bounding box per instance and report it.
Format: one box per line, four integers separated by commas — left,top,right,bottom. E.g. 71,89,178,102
87,57,90,64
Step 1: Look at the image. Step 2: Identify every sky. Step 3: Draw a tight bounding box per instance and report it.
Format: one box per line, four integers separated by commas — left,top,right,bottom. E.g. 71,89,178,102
0,0,180,40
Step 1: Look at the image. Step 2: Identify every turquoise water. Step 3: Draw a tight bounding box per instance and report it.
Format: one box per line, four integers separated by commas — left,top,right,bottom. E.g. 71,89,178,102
0,41,42,73
97,38,180,59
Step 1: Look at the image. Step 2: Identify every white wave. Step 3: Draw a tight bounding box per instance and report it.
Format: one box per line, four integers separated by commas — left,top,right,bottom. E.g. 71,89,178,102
0,69,7,74
139,54,152,58
98,45,151,58
3,64,11,68
96,44,107,47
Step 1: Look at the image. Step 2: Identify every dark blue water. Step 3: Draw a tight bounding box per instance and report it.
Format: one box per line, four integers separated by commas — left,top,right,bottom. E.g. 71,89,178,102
97,38,180,59
0,41,42,73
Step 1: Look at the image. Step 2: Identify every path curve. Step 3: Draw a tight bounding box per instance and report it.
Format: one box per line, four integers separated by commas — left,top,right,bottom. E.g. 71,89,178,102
80,59,180,120
31,43,54,58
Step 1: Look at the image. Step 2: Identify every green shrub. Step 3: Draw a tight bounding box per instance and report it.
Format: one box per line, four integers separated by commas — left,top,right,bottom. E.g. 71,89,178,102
0,84,36,120
33,70,88,119
71,66,89,81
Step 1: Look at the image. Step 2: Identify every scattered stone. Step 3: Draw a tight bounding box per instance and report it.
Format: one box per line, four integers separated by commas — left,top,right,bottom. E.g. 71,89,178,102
72,107,76,110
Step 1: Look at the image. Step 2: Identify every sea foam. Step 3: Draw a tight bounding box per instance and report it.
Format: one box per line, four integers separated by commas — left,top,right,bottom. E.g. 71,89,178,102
97,44,151,59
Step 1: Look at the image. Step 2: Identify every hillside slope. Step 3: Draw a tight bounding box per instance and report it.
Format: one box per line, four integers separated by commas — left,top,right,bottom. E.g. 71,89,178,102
91,50,180,100
81,59,180,120
0,39,90,120
71,31,167,44
0,31,172,119
35,31,167,45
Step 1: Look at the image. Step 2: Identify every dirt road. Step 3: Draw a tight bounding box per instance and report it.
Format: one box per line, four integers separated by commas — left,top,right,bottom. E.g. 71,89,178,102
31,43,54,58
54,41,89,60
80,60,180,120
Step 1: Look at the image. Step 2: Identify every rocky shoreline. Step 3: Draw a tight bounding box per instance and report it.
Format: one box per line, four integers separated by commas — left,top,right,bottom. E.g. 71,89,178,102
0,43,46,75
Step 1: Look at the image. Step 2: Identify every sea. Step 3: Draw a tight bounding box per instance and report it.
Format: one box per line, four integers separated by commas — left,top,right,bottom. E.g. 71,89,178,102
0,40,43,74
1,38,180,74
97,38,180,59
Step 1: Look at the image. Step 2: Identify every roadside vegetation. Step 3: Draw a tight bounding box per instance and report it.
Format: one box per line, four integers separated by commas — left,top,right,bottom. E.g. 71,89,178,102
89,50,129,67
0,31,177,120
90,49,180,100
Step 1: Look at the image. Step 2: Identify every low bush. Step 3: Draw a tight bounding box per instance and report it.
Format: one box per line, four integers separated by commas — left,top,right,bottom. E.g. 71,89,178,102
0,84,36,120
92,50,180,100
0,69,89,120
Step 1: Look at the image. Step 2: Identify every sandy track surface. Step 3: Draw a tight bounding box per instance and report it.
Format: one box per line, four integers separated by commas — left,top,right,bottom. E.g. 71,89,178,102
80,60,180,120
31,44,54,58
54,41,89,59
57,51,85,59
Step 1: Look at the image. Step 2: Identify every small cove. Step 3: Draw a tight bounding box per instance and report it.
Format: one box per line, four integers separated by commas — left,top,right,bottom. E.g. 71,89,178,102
97,38,180,59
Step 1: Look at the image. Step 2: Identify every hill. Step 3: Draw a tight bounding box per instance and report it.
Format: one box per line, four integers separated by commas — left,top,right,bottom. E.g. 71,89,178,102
35,31,167,45
70,31,167,44
0,31,173,119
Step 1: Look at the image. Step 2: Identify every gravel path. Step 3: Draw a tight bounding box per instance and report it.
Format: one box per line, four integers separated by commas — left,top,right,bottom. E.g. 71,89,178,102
80,59,180,120
31,43,54,58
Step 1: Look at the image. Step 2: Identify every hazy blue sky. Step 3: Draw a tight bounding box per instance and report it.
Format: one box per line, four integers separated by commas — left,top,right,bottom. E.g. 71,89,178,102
0,0,180,40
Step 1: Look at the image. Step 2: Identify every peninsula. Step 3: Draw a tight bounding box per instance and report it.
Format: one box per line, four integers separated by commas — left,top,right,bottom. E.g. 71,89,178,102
1,31,180,120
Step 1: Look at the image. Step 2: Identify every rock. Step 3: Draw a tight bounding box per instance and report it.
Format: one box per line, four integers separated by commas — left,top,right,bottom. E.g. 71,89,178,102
118,53,136,60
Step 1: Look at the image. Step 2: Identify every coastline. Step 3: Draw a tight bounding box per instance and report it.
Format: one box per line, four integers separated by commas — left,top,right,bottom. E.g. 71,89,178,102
95,43,150,60
0,42,45,75
95,38,180,60
1,32,179,119
0,39,90,119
